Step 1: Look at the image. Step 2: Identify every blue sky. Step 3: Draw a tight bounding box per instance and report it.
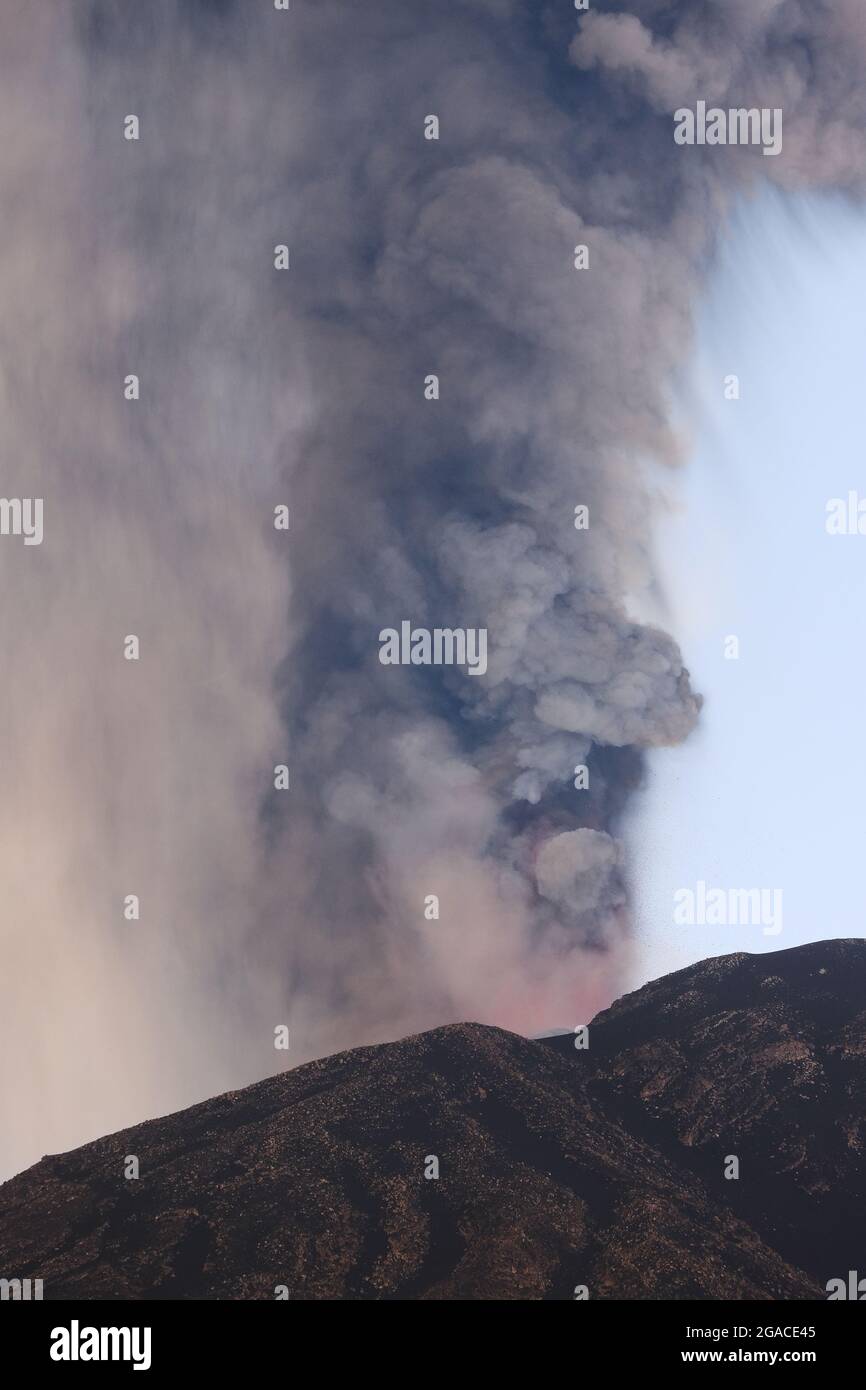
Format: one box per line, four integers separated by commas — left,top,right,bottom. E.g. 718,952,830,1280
627,186,866,987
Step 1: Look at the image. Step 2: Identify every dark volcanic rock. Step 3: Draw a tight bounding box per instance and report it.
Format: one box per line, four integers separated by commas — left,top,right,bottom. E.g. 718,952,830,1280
3,940,863,1300
580,937,866,1293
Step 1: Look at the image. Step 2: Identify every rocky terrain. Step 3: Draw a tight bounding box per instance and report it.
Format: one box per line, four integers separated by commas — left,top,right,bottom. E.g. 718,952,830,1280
2,938,863,1299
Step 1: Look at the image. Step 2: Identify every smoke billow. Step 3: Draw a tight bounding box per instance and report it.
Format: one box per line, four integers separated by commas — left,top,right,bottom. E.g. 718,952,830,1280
2,0,866,1176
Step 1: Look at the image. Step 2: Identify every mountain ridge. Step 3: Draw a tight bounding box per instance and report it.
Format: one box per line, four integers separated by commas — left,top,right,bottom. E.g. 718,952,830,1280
2,939,864,1299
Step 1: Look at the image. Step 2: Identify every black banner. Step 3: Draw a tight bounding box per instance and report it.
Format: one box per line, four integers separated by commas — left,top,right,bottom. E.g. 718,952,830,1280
1,1297,860,1376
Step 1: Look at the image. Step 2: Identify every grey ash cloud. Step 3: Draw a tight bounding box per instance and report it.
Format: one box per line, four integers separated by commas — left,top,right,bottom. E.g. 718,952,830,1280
3,0,866,1175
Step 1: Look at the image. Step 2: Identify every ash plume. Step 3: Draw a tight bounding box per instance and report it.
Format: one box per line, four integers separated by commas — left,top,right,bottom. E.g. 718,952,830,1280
2,0,865,1177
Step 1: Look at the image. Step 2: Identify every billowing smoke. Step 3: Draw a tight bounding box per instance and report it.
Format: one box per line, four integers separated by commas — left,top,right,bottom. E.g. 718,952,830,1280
2,0,865,1177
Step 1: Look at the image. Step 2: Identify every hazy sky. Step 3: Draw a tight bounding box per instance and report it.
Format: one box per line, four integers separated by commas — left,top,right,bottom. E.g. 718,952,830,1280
629,186,866,986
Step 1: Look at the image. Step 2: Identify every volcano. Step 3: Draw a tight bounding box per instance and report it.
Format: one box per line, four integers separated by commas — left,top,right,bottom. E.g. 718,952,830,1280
2,939,864,1300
